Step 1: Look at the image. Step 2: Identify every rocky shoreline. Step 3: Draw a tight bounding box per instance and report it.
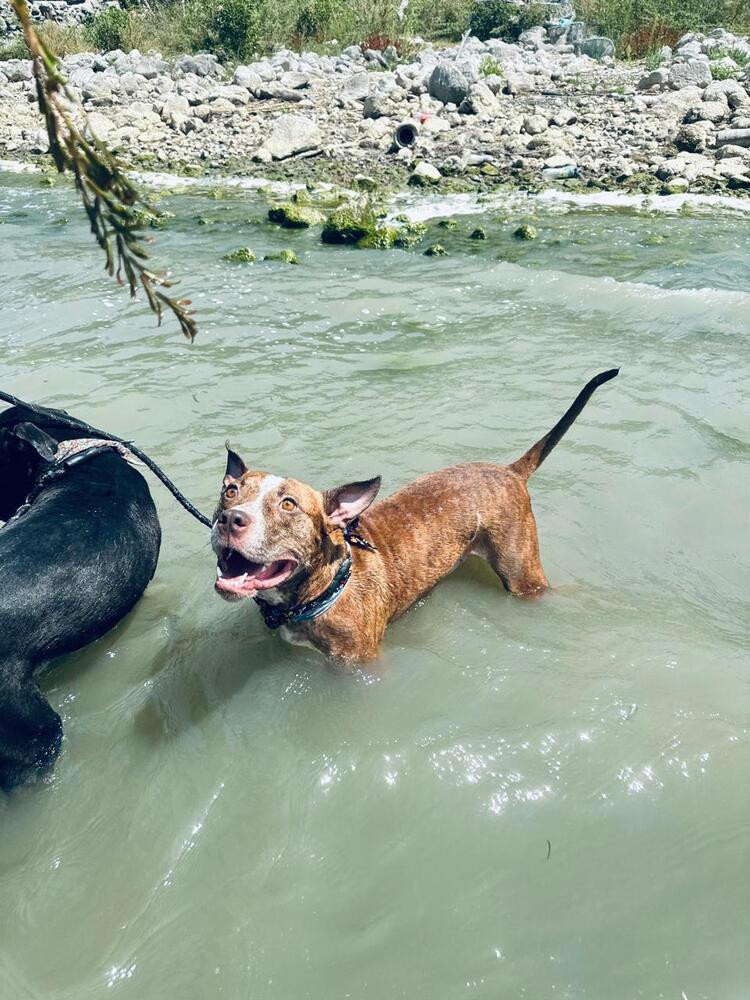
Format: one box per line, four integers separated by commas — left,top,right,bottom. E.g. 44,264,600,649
2,24,750,197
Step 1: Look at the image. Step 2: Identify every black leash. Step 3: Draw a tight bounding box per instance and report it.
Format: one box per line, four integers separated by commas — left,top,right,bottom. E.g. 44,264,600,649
0,390,212,528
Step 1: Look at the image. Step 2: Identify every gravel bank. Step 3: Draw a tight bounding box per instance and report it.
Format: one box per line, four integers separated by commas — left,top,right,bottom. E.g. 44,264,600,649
2,25,750,196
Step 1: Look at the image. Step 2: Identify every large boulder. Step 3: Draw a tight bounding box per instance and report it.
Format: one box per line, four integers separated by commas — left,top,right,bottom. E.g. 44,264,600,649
174,54,225,79
684,101,728,124
259,114,322,160
638,68,669,91
669,59,712,90
337,72,372,106
157,94,191,130
234,66,263,94
459,82,498,116
675,122,711,153
428,63,469,106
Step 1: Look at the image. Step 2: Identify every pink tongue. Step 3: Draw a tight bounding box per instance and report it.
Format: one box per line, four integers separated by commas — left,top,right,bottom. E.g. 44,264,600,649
254,561,287,582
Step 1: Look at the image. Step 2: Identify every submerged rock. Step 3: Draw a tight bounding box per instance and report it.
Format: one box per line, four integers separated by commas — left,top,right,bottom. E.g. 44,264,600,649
223,247,257,262
513,224,538,240
263,249,300,264
393,221,427,248
424,244,447,256
357,226,399,249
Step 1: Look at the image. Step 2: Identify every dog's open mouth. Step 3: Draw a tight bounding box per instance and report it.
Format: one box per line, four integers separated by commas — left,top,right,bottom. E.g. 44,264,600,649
215,548,297,598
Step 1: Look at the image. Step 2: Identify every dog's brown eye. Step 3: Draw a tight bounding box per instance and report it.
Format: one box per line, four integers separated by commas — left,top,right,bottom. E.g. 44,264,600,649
225,484,238,500
280,497,297,512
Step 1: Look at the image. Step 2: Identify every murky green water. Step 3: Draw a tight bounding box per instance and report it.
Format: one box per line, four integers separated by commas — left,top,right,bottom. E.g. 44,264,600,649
1,173,749,1000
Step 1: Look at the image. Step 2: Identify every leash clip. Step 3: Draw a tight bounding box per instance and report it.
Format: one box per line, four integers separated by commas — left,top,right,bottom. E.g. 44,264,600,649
343,517,377,552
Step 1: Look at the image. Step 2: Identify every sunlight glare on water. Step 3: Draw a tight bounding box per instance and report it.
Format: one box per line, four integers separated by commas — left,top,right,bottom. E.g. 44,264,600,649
0,175,749,1000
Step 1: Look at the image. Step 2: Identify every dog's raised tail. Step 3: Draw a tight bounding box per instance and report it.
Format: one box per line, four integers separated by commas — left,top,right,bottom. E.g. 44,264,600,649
509,369,619,480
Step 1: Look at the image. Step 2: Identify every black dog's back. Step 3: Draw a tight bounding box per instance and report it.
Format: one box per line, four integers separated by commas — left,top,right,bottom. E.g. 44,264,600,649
0,404,161,790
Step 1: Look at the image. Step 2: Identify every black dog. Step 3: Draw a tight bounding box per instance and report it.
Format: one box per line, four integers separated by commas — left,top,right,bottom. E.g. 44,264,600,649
0,403,161,791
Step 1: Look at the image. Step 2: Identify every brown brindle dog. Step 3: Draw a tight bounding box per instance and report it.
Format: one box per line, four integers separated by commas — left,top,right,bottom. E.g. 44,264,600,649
212,370,618,665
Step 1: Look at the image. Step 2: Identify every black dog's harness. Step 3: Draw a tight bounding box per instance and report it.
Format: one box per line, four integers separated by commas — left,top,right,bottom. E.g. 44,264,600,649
254,520,376,631
5,439,135,525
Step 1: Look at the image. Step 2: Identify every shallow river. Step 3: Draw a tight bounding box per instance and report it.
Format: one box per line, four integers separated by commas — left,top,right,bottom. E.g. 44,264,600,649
1,172,748,1000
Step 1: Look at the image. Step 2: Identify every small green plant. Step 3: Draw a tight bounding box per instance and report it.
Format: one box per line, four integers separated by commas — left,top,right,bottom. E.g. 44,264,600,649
643,48,663,70
711,62,741,80
0,35,29,60
728,46,750,68
86,7,129,52
480,55,504,78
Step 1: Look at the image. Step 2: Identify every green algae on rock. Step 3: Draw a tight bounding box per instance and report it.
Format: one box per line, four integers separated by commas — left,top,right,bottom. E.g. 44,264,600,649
268,204,325,229
263,249,301,264
393,221,427,248
357,227,399,250
321,204,379,245
513,224,538,240
223,247,257,262
470,227,487,240
424,244,448,256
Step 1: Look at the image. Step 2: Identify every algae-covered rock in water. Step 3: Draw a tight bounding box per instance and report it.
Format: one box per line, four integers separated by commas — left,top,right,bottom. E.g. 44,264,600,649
268,204,325,228
393,221,427,248
438,218,458,230
263,249,300,264
424,244,447,256
470,227,487,240
149,210,175,230
357,226,399,249
223,247,257,262
513,224,537,240
321,205,377,245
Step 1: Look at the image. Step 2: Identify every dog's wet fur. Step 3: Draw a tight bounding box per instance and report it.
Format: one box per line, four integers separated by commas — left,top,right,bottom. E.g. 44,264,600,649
0,404,161,791
212,370,619,665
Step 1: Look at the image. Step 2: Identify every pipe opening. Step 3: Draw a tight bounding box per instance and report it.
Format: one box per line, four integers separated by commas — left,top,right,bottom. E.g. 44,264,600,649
394,122,418,148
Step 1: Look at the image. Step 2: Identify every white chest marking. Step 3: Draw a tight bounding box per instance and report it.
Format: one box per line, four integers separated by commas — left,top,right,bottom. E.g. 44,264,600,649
279,625,318,651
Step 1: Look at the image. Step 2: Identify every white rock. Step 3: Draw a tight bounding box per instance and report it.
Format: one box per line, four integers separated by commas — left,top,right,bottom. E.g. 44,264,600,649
669,59,712,90
234,66,263,93
459,82,498,116
260,114,322,160
522,114,548,135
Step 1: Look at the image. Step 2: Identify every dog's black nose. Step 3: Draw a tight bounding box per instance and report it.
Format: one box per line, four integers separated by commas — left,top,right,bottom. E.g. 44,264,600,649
219,508,249,531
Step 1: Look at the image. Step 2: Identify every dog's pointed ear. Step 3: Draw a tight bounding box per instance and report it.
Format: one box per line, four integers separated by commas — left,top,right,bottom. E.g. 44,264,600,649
224,441,248,481
13,422,57,463
323,476,381,529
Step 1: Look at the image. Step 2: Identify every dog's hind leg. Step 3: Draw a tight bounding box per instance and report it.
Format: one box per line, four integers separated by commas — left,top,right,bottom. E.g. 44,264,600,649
0,676,63,791
480,506,549,597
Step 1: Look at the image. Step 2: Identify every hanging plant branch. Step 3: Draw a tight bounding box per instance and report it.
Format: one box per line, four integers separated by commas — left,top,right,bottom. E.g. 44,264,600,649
9,0,198,341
